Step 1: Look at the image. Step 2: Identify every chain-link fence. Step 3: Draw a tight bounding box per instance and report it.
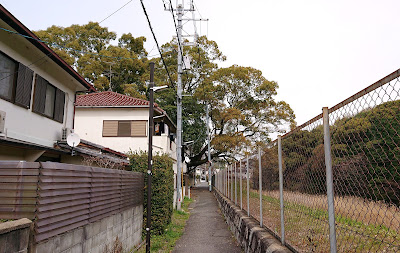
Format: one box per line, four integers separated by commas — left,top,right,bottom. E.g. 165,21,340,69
214,68,400,252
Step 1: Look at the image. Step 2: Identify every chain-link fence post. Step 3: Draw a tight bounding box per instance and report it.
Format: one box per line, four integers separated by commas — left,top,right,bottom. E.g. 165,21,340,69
258,147,263,227
227,165,230,199
225,166,227,196
231,164,234,201
278,135,285,245
323,107,337,253
240,159,243,210
246,155,250,216
235,162,237,205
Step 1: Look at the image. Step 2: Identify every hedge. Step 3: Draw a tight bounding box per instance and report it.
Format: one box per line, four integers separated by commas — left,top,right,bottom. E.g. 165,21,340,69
129,151,174,235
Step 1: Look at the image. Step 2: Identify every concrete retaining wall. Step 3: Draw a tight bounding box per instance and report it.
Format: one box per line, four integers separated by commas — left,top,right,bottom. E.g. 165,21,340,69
214,190,293,253
33,205,143,253
0,218,32,253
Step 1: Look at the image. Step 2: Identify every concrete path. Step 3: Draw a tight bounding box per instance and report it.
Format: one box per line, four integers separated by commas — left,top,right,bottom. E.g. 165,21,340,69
173,183,242,253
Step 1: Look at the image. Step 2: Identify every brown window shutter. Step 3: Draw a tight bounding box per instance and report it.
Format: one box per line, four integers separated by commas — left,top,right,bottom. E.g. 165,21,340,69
131,121,147,137
103,121,118,136
32,75,47,114
54,88,65,123
118,121,131,136
15,63,34,108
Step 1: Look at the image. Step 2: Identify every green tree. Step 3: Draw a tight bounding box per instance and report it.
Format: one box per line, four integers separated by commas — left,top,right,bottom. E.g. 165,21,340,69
191,65,295,167
152,37,295,168
153,36,226,159
331,100,400,205
34,23,148,93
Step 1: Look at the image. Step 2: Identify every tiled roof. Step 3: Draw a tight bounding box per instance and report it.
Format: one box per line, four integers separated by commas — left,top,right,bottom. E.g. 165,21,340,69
76,91,164,112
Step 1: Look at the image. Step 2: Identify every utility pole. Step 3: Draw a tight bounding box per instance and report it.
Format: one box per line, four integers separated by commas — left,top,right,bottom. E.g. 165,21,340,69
146,64,168,252
206,102,212,191
146,62,155,253
175,3,183,211
165,0,208,209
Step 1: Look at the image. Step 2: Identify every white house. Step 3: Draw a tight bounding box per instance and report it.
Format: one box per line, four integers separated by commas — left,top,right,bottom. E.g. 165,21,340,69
74,91,177,162
0,5,127,165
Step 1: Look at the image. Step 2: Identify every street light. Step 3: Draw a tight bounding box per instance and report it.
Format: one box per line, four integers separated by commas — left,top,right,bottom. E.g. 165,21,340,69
146,62,168,253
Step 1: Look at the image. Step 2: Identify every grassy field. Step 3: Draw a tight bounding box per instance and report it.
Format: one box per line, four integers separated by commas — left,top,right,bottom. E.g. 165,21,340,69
136,196,193,253
225,181,400,252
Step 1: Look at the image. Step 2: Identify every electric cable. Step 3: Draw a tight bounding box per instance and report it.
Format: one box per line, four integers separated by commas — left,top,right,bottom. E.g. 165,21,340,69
99,0,133,24
139,0,174,87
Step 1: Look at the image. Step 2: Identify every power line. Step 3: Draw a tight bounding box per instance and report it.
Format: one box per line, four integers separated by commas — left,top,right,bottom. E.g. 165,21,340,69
139,0,174,87
99,0,133,24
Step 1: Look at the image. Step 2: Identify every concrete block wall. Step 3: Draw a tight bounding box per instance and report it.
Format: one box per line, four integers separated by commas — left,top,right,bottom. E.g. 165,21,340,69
214,190,293,253
0,218,32,253
34,205,143,253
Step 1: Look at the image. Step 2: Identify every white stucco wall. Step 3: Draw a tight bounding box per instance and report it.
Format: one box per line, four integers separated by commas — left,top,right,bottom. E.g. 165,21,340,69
74,107,177,162
0,20,86,148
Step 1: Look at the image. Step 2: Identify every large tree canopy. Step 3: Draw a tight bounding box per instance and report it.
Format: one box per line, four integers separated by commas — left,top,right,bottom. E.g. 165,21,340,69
35,22,148,94
152,37,295,168
188,65,296,167
35,23,295,169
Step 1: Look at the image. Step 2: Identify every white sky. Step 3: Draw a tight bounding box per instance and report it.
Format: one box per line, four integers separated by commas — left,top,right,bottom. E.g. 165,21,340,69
2,0,400,129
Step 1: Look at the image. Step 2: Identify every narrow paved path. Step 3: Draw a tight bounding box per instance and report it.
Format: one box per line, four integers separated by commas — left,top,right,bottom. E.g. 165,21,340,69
173,183,242,253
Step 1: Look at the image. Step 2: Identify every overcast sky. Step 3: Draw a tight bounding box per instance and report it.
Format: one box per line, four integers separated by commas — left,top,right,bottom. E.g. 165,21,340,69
2,0,400,129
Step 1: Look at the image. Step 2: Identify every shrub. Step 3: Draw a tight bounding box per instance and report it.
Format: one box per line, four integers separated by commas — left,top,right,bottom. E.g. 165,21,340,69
128,151,174,235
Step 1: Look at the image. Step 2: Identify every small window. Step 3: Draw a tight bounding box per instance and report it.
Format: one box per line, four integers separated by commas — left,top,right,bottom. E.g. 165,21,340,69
33,75,65,123
103,120,147,137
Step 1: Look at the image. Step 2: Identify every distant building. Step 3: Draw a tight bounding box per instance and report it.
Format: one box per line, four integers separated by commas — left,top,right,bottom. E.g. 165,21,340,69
74,91,177,166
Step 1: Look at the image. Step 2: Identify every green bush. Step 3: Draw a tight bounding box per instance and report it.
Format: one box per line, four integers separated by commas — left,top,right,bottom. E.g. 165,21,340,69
128,151,174,235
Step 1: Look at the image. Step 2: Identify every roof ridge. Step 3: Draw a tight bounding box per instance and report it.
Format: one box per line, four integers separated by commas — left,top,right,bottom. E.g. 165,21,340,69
78,91,149,103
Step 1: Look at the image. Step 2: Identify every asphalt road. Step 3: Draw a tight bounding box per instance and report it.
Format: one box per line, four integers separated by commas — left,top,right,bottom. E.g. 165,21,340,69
173,183,242,253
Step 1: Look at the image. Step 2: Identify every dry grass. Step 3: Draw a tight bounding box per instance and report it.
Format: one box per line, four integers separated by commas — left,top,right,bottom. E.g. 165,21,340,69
265,190,400,231
231,182,400,252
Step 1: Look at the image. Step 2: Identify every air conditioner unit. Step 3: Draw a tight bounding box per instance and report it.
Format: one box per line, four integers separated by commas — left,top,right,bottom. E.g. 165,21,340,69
61,128,74,141
0,111,6,135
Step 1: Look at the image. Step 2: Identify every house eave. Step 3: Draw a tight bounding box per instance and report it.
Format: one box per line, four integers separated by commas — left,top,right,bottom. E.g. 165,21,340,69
0,5,95,92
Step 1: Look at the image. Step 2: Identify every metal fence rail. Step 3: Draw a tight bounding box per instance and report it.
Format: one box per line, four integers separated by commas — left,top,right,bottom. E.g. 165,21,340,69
214,68,400,252
0,161,144,242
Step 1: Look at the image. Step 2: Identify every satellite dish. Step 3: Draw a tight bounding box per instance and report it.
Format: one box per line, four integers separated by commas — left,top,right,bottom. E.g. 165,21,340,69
66,133,80,148
185,156,190,163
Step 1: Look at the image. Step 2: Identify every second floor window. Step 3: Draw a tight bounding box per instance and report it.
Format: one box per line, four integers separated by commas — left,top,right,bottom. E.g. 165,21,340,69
32,75,65,123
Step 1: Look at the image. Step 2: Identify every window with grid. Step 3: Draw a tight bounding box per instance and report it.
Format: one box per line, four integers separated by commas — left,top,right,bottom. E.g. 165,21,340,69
103,120,147,137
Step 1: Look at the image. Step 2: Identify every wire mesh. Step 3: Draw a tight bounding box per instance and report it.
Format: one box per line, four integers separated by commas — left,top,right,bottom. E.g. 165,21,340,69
213,70,400,252
328,76,400,252
280,118,331,252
